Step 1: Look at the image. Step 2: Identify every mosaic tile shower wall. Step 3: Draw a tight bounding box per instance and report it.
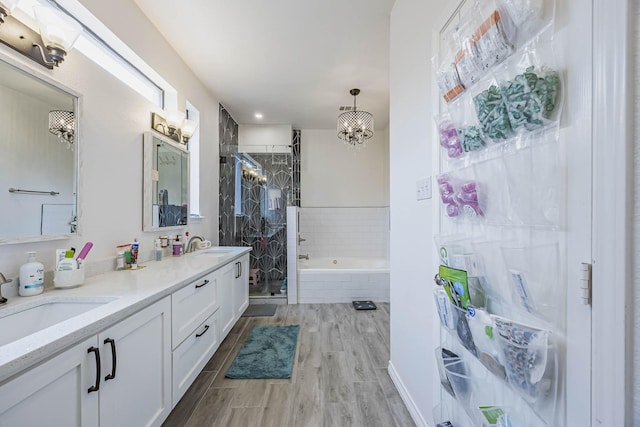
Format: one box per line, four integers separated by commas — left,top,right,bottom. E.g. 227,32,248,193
218,105,239,246
292,129,301,207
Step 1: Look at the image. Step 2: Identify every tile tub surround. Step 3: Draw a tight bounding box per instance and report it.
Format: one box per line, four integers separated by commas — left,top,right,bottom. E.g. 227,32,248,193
0,246,251,384
298,207,389,259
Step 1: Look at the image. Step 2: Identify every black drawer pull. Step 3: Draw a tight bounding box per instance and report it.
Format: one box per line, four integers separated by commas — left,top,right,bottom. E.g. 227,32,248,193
104,338,117,381
195,279,210,289
87,346,101,393
195,324,210,338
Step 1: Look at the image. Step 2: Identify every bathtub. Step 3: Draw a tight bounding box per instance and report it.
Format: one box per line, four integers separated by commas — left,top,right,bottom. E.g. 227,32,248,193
297,257,390,304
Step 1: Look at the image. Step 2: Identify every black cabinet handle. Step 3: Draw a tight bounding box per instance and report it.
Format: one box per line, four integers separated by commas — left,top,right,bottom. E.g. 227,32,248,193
235,262,241,279
195,279,210,289
87,346,101,393
195,324,210,338
104,338,117,381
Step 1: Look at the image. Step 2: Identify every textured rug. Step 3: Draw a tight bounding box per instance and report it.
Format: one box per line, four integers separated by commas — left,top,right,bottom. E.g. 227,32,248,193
241,304,277,317
225,324,300,379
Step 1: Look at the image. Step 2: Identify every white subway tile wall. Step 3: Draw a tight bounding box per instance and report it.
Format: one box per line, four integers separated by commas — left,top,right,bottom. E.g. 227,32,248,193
298,208,390,259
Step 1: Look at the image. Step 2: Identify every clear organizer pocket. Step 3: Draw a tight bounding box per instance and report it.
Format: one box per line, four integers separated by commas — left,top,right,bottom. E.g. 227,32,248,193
491,314,555,403
437,170,485,221
433,397,475,427
473,157,512,225
466,308,506,380
437,347,462,398
503,138,564,228
500,241,562,325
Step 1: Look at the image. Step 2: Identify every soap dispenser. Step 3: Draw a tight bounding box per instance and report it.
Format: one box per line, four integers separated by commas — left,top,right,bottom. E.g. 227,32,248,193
19,251,44,296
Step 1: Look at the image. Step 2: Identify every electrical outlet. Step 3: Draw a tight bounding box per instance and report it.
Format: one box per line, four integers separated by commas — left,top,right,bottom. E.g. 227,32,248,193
416,177,432,200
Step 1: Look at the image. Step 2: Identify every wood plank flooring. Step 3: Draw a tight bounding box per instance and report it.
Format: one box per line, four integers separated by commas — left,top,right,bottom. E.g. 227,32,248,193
162,303,416,427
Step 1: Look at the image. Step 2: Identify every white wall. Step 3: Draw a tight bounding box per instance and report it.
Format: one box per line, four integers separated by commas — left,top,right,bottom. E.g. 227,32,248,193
301,128,389,207
238,124,292,152
634,1,640,422
388,1,450,424
0,0,220,278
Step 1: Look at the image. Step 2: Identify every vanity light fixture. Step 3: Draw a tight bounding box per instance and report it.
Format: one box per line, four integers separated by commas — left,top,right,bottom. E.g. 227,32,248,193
0,3,81,69
48,109,75,147
152,111,198,144
337,88,374,147
0,0,19,24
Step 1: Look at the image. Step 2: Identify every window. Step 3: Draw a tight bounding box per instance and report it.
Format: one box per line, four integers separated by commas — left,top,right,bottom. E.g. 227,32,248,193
187,101,201,218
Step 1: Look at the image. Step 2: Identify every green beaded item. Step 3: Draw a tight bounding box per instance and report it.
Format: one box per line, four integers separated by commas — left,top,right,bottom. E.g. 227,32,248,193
500,66,560,131
457,125,486,152
473,84,513,141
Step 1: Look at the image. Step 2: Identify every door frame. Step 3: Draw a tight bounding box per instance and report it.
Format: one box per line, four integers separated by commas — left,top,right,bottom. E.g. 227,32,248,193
591,0,633,425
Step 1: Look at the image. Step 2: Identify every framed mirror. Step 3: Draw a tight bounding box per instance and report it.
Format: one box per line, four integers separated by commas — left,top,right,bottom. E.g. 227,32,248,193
143,131,189,231
0,58,78,244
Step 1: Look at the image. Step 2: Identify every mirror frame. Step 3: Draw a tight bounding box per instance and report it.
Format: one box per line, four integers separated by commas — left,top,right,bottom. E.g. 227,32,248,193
142,131,190,232
0,53,82,245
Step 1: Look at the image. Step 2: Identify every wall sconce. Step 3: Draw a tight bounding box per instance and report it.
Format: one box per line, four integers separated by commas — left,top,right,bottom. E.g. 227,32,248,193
152,111,198,144
0,2,82,69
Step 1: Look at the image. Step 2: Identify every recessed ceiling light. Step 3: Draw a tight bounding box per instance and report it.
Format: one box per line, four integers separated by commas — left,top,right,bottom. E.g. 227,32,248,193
255,113,263,119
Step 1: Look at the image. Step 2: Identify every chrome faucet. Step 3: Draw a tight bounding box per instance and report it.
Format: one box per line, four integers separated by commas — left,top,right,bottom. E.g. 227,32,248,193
185,235,204,253
298,235,306,244
298,254,309,260
0,272,11,304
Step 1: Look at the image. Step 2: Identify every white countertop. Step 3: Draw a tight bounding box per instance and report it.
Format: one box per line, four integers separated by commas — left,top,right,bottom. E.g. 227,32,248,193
0,246,251,384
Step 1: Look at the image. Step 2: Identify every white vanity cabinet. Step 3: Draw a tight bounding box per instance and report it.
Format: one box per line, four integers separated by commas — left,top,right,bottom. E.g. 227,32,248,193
0,296,172,427
0,336,99,427
98,296,172,427
171,271,221,405
219,261,236,339
233,254,250,319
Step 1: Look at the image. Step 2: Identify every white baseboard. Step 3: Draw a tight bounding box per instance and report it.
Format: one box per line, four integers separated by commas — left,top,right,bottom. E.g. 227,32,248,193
387,361,429,427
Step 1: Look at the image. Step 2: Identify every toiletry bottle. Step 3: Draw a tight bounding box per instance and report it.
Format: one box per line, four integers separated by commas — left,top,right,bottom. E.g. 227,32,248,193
131,239,139,269
155,239,162,261
19,251,44,296
116,250,125,270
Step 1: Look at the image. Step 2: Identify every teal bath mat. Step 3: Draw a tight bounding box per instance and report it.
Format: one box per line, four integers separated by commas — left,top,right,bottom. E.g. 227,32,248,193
225,324,300,379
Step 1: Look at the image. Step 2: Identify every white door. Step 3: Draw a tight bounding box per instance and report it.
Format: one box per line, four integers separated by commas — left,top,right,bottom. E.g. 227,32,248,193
98,297,171,427
0,336,99,427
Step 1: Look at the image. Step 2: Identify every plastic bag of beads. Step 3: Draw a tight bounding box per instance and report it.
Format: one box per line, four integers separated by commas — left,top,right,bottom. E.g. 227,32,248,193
453,7,484,88
473,7,514,72
497,45,562,133
435,113,464,158
437,172,485,220
472,78,514,142
433,55,466,104
448,96,489,154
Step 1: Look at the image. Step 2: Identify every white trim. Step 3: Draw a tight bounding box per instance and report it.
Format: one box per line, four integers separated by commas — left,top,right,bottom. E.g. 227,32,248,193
591,0,632,425
387,361,429,427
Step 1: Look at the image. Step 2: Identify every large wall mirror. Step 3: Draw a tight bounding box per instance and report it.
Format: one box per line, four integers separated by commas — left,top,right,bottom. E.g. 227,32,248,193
0,58,78,244
143,132,189,231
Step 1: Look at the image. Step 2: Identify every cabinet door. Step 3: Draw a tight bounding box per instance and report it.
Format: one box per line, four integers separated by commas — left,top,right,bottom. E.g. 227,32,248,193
219,261,235,339
98,296,171,427
233,254,250,320
0,336,99,427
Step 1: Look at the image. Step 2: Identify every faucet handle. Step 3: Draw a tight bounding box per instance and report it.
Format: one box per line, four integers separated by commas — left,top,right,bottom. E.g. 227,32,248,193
298,235,306,244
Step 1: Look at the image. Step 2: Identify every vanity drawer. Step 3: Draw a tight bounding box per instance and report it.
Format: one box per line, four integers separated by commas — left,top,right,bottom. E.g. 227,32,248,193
172,310,220,406
172,271,218,348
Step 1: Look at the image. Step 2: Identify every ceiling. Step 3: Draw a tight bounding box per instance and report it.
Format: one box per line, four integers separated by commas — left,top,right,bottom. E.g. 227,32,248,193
133,0,395,130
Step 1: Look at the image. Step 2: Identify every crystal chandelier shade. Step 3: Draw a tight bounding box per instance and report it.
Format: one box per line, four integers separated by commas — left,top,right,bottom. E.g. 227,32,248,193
337,89,374,146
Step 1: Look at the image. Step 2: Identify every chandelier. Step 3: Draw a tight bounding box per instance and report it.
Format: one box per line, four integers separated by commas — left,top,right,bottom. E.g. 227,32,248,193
337,88,374,146
49,110,75,147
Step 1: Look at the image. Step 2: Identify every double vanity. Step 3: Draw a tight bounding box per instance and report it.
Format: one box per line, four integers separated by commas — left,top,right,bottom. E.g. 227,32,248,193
0,247,250,427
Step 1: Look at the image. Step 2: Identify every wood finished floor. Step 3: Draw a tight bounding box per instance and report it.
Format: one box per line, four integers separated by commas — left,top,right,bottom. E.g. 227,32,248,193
162,303,416,427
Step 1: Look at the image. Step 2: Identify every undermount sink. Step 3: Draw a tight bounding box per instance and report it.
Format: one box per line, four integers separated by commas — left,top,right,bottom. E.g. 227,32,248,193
0,297,117,347
196,248,233,256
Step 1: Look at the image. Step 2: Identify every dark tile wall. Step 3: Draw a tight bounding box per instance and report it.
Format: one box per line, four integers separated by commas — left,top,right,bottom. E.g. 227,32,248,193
218,105,239,246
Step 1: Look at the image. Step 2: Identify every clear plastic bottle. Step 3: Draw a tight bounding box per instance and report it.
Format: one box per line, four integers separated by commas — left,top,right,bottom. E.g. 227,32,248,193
155,239,162,261
19,251,44,296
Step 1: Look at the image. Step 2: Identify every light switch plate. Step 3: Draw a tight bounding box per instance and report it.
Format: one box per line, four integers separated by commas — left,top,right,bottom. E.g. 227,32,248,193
416,177,432,200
